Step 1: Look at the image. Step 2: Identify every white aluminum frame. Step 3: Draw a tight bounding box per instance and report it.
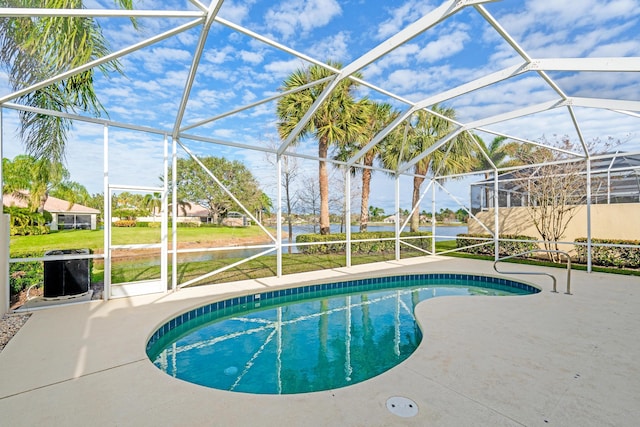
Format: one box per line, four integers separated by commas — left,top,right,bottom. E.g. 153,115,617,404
1,0,639,303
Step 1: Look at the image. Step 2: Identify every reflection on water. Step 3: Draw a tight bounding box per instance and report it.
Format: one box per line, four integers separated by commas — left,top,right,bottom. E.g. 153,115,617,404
149,278,525,394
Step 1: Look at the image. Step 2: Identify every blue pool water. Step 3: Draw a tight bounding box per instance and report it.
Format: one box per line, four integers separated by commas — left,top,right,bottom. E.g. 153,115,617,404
147,274,538,394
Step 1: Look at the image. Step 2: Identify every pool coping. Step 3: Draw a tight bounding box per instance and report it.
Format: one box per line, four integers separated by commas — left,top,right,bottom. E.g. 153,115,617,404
146,272,541,361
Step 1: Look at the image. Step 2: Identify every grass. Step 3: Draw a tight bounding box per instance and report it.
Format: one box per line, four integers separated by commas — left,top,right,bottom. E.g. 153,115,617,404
100,249,425,286
12,229,640,292
9,225,273,256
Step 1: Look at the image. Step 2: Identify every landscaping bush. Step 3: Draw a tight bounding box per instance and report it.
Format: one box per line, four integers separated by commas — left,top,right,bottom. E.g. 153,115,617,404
9,260,43,296
296,231,432,255
136,221,162,228
575,238,640,269
4,206,50,236
114,220,136,227
456,233,538,257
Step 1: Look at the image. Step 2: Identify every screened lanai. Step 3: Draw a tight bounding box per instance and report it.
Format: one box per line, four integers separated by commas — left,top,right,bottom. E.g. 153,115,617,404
1,0,639,311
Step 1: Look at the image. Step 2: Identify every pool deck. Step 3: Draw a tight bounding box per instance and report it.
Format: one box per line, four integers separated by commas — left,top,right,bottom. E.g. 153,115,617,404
1,256,639,426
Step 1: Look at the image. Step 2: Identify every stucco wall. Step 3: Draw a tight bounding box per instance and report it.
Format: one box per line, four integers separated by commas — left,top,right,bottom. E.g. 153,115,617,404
468,203,640,242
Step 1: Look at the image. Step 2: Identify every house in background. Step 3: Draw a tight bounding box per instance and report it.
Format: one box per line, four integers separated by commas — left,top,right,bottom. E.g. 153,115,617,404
136,202,212,224
2,192,100,230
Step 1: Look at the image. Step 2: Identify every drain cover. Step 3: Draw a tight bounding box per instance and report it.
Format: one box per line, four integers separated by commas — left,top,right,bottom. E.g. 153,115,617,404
386,396,418,418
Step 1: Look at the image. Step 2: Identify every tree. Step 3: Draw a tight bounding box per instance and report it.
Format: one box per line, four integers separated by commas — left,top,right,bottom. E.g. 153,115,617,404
335,101,398,232
330,166,361,233
471,135,523,210
50,180,91,207
455,208,469,223
513,138,599,262
471,135,522,179
381,105,475,232
2,154,72,213
368,206,385,221
265,142,299,253
0,0,135,164
297,173,321,233
172,156,264,224
143,192,162,220
277,61,368,235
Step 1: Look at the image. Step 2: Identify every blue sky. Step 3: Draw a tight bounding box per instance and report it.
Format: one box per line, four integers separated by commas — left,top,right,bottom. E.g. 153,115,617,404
2,0,639,214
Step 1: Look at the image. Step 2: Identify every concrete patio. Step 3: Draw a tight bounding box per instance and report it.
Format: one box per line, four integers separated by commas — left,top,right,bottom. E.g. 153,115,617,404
1,256,639,426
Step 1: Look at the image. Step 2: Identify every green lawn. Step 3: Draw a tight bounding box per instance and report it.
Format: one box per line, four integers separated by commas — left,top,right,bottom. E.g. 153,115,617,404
9,225,273,256
100,248,426,286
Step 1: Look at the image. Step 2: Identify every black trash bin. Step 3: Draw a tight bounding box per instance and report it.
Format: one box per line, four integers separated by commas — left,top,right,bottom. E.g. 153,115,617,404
44,249,91,298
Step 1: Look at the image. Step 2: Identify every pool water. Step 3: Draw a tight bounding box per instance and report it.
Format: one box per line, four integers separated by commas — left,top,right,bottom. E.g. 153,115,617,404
147,274,537,394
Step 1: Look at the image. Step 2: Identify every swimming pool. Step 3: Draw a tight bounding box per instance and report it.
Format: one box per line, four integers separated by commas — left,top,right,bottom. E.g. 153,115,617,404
146,273,539,394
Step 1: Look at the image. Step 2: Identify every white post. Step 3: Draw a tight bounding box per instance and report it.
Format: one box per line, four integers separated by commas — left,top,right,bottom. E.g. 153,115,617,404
395,175,401,261
276,155,283,277
586,160,592,273
171,137,178,292
431,179,437,254
493,170,499,261
345,167,351,267
161,134,168,292
103,124,111,300
0,108,6,315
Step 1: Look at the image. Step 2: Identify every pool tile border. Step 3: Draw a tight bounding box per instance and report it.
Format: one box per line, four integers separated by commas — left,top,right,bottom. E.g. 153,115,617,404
146,273,539,353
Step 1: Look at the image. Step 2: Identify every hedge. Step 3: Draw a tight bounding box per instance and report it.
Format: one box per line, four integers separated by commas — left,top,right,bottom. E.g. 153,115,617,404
455,233,539,257
296,231,432,255
575,238,640,269
114,220,136,227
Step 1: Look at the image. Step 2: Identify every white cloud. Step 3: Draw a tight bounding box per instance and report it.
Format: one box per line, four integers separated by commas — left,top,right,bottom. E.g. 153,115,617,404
264,0,342,40
264,59,307,79
239,50,264,64
219,0,253,24
308,31,350,62
417,29,470,63
589,40,640,57
133,47,192,74
375,1,436,40
203,46,235,64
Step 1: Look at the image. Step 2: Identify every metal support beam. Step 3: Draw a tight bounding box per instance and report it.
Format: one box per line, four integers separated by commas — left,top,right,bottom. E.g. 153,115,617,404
172,0,224,138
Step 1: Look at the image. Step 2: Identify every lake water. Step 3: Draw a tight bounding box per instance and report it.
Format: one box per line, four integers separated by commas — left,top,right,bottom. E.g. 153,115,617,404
174,224,467,262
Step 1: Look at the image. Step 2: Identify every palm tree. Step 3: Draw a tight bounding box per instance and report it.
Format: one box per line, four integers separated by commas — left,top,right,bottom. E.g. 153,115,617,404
368,206,384,221
471,135,523,210
2,154,70,214
381,105,475,232
472,135,522,179
277,61,369,235
0,0,135,164
169,199,192,217
336,101,398,232
144,192,163,220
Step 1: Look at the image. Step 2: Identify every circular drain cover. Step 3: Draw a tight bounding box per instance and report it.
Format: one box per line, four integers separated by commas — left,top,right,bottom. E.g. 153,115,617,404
386,396,418,418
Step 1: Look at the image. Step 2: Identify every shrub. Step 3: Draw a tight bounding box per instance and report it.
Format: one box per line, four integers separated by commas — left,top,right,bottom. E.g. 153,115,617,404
136,221,162,228
456,233,538,257
114,220,136,227
296,231,432,255
4,206,50,236
9,260,43,295
575,238,640,269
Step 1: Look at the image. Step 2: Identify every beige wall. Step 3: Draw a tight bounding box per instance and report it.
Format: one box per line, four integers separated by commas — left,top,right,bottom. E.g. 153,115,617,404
468,203,640,242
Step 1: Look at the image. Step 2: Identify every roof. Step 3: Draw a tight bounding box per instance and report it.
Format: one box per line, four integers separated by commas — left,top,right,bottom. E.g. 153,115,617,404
178,203,209,217
2,192,100,214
